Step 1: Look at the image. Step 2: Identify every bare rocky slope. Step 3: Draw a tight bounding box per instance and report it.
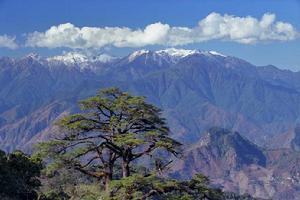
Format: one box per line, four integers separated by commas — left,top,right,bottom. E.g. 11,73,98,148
171,127,300,199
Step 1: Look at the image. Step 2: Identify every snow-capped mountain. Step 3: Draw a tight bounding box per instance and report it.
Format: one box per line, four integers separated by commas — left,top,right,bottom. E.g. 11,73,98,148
47,52,90,64
125,48,228,65
16,48,227,72
156,48,200,57
156,48,200,64
127,49,151,62
47,51,117,65
13,51,118,72
156,48,227,59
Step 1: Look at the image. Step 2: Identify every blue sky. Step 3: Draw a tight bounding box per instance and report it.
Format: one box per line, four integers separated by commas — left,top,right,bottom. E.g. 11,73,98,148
0,0,300,70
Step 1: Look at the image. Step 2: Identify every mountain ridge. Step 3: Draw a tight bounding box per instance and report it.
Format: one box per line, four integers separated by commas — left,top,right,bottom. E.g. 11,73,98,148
1,48,300,151
171,128,300,199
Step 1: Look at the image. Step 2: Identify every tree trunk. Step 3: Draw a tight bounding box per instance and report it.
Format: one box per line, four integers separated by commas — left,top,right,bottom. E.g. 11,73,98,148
122,159,130,177
104,165,113,195
104,175,111,193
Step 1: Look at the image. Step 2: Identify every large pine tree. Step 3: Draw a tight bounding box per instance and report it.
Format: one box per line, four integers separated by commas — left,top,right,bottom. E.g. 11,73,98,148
36,88,181,193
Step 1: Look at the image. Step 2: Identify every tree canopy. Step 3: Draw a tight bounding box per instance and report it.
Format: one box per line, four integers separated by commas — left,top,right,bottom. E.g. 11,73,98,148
35,87,182,193
0,150,43,200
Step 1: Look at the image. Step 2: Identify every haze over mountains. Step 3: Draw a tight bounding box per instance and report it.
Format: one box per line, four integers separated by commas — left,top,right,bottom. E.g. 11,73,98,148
1,48,300,198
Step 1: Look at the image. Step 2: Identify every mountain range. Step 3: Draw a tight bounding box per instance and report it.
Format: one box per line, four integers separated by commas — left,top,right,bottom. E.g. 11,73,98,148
1,48,300,199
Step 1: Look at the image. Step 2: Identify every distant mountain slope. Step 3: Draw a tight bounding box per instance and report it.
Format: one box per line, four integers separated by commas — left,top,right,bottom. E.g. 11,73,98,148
171,128,300,199
1,49,300,151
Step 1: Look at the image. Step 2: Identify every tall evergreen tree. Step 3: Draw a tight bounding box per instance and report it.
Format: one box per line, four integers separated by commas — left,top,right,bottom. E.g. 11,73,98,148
36,87,181,192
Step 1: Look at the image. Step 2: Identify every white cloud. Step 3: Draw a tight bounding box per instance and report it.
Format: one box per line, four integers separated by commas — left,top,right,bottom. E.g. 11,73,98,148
194,12,298,44
25,13,299,49
25,22,170,49
0,35,18,49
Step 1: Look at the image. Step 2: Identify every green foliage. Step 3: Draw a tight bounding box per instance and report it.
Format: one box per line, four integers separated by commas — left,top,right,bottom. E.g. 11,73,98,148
71,184,102,200
35,87,182,192
103,173,224,200
39,183,100,200
38,191,70,200
0,149,43,200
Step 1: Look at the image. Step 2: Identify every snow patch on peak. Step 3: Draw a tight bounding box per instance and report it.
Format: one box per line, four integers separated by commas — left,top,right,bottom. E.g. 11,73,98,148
126,48,227,64
24,53,41,60
156,48,227,58
208,51,227,57
47,52,88,64
156,48,200,58
155,48,201,64
47,52,116,65
128,50,150,62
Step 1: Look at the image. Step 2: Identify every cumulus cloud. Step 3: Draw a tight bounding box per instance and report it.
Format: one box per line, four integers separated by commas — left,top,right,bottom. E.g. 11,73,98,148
25,22,170,49
25,13,299,49
0,35,18,49
195,12,298,44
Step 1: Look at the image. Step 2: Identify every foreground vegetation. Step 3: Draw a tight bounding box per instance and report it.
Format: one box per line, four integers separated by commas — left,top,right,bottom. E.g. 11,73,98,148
0,88,256,200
